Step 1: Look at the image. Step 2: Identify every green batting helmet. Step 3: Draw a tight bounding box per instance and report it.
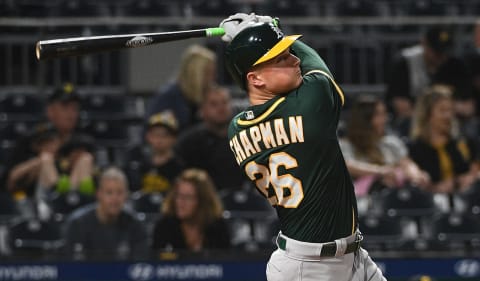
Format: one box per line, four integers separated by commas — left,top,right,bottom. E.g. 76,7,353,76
225,22,302,90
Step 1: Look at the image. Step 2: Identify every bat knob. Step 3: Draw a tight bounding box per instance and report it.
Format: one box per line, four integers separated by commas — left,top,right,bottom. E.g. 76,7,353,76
35,42,42,60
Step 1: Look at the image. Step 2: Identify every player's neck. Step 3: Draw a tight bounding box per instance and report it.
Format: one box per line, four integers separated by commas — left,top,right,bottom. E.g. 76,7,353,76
248,88,276,106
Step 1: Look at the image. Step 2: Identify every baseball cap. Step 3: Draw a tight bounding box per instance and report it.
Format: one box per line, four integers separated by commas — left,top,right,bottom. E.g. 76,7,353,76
48,82,80,104
424,26,453,53
146,111,179,134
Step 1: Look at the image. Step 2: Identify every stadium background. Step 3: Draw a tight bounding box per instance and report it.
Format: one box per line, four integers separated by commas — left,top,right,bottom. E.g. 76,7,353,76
1,0,480,280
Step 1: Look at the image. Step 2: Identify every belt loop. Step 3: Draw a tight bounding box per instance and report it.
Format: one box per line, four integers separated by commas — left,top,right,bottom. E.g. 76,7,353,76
334,238,347,257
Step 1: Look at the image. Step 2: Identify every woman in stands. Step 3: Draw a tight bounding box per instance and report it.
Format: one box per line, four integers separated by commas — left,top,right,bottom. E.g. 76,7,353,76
340,95,430,195
409,84,480,193
151,168,230,254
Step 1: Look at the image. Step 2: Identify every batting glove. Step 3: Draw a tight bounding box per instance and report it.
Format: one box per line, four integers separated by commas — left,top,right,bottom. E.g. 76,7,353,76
220,13,276,42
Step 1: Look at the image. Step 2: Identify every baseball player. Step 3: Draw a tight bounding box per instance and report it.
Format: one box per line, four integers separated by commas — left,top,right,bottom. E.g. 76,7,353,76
219,13,386,281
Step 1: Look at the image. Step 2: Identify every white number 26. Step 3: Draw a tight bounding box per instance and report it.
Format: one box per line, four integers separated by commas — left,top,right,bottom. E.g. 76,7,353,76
244,152,304,208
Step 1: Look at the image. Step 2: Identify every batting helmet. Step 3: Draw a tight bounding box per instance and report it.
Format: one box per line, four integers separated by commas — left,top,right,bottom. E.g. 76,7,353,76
225,22,302,90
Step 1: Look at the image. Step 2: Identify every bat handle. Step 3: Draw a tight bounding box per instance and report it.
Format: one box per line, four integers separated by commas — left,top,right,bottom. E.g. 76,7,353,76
205,27,225,37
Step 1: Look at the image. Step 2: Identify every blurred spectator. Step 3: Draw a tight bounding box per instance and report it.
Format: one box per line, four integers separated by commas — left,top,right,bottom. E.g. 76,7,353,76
124,111,185,193
146,44,217,131
63,167,148,260
175,86,247,192
45,83,83,143
339,95,429,196
54,133,97,196
386,25,471,137
1,83,97,219
463,22,480,114
460,22,480,140
3,124,61,218
409,84,480,193
151,169,230,253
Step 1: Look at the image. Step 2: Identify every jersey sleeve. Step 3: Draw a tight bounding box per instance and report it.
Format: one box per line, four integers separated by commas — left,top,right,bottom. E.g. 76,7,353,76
292,41,345,107
291,40,332,76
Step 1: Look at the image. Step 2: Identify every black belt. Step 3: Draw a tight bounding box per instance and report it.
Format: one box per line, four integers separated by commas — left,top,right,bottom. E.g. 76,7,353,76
276,234,362,257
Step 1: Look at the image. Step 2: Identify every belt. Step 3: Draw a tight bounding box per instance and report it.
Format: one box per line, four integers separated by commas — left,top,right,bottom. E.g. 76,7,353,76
276,231,363,258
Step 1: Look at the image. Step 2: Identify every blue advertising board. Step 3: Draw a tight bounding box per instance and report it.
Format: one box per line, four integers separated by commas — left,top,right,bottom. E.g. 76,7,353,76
0,258,479,281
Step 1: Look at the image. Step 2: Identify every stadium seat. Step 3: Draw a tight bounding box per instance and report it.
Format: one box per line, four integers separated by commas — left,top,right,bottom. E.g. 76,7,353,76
47,190,95,217
83,120,129,146
460,181,480,216
80,94,127,120
0,144,14,178
405,0,448,16
220,187,272,213
0,121,34,142
376,185,437,217
358,214,409,252
0,94,45,120
0,192,18,219
335,0,379,16
258,0,309,16
426,212,480,252
130,191,163,214
189,0,239,16
8,217,63,258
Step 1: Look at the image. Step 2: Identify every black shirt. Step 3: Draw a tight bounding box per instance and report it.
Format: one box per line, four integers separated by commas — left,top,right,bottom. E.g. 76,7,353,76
152,216,231,252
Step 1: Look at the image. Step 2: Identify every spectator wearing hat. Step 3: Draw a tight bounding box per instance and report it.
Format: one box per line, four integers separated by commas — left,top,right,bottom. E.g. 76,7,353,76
2,83,96,218
45,82,84,144
123,111,185,194
385,25,471,138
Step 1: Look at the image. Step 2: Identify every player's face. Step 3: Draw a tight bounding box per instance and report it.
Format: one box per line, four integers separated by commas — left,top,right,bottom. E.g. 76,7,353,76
174,180,199,221
251,49,302,94
97,178,128,218
429,97,453,134
200,89,232,127
371,102,388,136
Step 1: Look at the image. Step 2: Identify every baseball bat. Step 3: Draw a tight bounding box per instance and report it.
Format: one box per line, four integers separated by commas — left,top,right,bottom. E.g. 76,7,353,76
36,27,225,60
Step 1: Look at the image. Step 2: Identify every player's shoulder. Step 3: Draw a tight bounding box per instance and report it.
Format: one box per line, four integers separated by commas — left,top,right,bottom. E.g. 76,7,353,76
227,112,244,137
300,69,345,104
302,69,333,83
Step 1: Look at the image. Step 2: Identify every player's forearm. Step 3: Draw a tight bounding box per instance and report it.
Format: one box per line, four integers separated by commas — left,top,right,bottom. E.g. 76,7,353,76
291,41,330,75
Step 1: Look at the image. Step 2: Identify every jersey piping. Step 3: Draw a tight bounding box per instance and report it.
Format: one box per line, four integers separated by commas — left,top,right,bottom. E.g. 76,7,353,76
237,97,286,126
304,69,345,106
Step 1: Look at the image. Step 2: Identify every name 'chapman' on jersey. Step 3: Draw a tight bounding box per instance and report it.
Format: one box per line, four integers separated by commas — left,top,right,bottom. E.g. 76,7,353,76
229,115,305,164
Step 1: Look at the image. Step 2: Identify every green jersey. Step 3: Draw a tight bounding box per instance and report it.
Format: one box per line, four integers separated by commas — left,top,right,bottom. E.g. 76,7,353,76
227,41,358,243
